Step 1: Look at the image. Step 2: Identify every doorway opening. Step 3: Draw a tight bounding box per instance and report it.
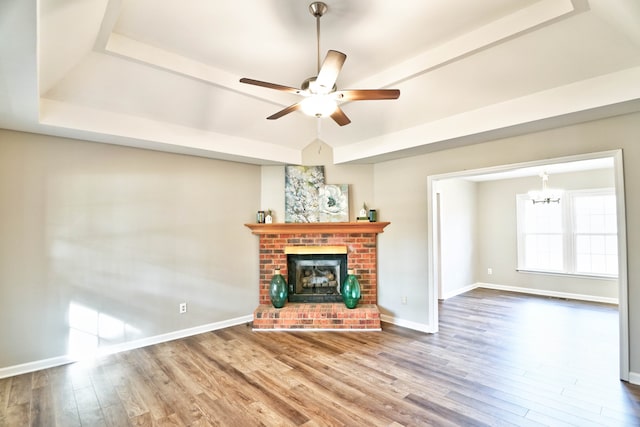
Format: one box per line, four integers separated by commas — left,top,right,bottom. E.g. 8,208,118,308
427,149,629,381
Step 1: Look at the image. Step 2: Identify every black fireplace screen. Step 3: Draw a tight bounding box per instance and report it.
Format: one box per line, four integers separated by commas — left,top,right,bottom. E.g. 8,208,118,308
287,254,347,303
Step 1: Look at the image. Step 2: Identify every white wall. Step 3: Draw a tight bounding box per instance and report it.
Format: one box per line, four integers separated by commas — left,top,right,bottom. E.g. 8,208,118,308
373,112,640,377
0,129,260,369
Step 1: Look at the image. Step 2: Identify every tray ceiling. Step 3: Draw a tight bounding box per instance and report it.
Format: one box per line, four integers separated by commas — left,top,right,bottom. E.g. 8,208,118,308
1,0,640,164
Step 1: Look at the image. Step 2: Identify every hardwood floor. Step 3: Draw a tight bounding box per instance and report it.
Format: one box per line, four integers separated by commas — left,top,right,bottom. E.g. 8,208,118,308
1,288,639,426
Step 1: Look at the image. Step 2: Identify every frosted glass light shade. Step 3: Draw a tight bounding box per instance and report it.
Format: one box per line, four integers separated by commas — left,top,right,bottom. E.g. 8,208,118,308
300,95,337,117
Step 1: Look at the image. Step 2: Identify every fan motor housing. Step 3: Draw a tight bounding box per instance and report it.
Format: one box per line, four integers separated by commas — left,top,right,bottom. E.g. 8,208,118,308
301,77,337,94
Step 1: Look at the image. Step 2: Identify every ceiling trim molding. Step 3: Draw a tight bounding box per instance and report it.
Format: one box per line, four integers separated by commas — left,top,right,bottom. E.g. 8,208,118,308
333,66,640,164
38,99,302,165
93,0,122,51
349,0,578,90
104,33,296,108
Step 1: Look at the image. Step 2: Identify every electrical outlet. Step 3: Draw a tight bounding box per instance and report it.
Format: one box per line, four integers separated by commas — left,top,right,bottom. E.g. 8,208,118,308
487,268,493,275
401,296,407,305
179,302,187,314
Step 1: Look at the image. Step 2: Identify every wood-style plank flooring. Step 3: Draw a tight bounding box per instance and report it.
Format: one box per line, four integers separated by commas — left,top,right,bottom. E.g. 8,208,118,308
1,288,639,426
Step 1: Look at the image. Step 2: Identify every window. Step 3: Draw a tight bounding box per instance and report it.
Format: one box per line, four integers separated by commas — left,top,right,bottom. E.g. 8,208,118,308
516,188,618,278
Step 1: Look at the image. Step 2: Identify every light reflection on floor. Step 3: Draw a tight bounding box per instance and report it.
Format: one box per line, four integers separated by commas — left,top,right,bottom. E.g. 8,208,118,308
510,297,619,378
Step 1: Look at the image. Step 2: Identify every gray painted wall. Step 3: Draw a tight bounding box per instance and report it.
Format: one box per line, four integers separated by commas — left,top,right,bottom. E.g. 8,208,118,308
0,130,260,368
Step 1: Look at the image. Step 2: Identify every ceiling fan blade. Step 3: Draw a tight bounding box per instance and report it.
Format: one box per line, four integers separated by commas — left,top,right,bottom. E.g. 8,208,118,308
315,50,346,92
267,102,303,120
239,78,301,94
330,107,351,126
336,89,400,101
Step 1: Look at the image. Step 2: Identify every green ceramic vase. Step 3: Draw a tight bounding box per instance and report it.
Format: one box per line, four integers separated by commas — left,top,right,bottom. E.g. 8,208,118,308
342,269,361,309
269,268,288,308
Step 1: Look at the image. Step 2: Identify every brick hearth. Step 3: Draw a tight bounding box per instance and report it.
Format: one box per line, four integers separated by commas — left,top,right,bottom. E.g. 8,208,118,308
245,222,389,330
253,304,381,330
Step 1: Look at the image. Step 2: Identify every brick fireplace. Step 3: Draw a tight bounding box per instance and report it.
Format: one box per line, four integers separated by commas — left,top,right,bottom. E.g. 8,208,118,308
245,222,389,330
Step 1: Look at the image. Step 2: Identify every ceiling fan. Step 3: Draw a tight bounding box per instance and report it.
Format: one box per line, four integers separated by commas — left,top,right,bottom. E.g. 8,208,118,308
239,2,400,126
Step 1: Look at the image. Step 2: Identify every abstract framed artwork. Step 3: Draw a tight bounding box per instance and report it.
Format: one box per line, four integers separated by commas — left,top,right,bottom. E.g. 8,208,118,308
285,165,325,223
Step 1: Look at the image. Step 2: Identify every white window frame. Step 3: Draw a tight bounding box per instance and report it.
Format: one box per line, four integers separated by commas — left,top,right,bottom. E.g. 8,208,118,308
516,187,618,279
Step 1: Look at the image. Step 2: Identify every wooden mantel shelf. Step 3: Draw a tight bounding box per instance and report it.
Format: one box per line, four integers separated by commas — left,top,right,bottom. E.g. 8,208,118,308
244,221,390,235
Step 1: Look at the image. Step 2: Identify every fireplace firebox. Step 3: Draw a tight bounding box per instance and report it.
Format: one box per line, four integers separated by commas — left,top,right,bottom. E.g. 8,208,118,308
287,253,347,303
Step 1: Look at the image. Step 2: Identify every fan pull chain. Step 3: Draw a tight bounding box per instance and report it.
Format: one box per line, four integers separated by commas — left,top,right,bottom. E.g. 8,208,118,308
317,118,322,153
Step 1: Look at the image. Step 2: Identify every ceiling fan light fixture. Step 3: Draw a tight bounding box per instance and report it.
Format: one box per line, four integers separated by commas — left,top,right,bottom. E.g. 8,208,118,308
300,95,337,118
238,1,399,126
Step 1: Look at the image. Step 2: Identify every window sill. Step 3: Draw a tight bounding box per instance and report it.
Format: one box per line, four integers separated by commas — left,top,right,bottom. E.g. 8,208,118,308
516,269,618,281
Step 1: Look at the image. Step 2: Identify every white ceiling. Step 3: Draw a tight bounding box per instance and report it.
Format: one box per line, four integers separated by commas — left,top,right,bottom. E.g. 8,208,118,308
1,0,640,164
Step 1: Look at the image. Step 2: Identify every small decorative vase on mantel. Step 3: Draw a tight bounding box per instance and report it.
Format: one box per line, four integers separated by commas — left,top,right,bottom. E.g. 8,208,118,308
269,268,288,308
342,269,361,309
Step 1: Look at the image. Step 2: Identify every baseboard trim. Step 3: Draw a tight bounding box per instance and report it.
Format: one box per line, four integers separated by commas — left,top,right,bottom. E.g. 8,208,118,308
380,314,436,333
253,328,381,332
0,314,253,379
629,371,640,386
440,284,477,300
476,283,619,305
0,355,77,380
